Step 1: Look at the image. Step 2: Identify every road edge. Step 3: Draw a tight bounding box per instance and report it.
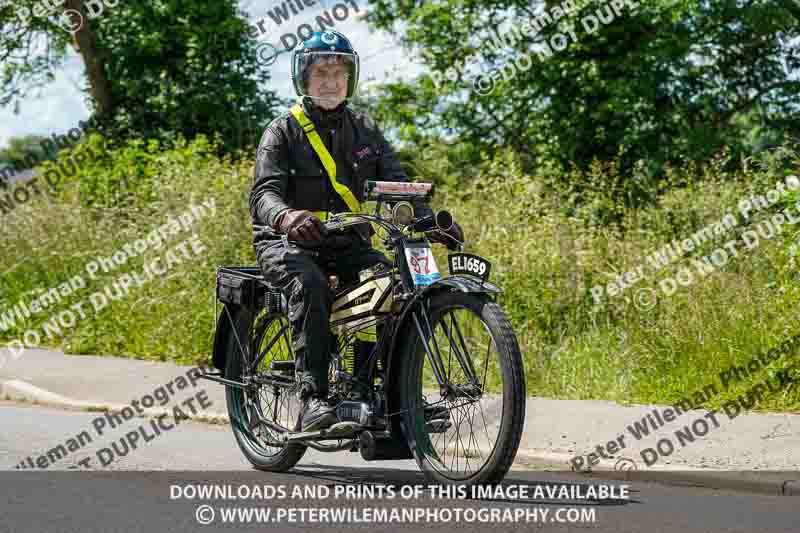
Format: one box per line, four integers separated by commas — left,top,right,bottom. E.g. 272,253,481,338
4,378,800,496
0,379,229,425
514,448,800,496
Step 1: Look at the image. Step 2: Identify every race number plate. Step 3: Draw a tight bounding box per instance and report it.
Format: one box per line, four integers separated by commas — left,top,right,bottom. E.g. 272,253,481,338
404,245,442,287
448,253,491,282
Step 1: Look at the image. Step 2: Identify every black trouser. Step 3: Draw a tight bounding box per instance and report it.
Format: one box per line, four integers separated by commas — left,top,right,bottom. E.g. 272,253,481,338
255,234,392,397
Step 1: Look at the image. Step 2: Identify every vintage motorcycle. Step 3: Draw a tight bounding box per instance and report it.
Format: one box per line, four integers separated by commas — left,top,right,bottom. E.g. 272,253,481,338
201,181,526,486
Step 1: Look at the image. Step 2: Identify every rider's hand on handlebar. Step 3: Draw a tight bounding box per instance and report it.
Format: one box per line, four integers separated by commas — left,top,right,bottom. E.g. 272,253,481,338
276,209,327,242
429,221,464,251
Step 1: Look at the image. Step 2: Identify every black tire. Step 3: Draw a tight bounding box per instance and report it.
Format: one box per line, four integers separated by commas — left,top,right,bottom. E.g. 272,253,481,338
224,306,307,471
398,291,525,486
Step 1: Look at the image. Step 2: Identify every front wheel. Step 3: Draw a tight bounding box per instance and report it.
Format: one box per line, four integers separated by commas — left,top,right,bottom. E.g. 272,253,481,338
398,291,526,486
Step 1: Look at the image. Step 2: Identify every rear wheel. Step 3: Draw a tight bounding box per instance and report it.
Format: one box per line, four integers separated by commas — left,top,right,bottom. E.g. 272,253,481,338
224,306,307,471
398,291,525,486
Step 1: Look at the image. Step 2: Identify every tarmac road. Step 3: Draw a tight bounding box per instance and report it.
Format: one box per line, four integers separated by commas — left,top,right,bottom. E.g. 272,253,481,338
1,401,798,532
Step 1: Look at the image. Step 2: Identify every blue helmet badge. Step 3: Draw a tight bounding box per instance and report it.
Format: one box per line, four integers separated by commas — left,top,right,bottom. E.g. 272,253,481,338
321,31,338,47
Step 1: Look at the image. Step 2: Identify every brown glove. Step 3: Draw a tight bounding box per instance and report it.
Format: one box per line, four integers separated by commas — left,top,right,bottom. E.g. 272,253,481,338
430,221,464,251
275,209,325,242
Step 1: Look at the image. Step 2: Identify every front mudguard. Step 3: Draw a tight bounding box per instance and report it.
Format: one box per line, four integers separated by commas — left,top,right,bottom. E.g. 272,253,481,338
416,275,503,299
390,274,503,353
383,275,502,431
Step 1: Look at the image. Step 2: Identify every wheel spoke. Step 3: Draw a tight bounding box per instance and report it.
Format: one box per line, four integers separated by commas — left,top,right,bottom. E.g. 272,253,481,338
475,394,495,453
465,404,486,465
482,339,491,390
447,404,463,472
446,314,454,382
452,401,471,473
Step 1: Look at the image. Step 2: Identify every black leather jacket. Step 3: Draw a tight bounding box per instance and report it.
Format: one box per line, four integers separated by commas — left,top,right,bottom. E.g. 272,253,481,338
250,97,432,251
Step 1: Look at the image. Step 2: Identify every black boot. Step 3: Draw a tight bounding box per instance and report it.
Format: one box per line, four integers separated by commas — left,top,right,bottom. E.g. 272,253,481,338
300,395,338,432
297,381,337,432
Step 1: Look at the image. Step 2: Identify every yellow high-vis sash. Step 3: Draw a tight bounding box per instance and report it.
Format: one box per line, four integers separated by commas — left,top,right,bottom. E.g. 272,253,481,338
289,103,361,222
290,103,377,342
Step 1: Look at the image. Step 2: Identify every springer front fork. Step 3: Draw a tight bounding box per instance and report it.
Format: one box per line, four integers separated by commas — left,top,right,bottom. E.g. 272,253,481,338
410,300,482,402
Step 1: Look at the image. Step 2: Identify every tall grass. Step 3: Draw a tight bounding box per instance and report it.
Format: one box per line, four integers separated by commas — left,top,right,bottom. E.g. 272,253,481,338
0,135,253,364
1,136,798,410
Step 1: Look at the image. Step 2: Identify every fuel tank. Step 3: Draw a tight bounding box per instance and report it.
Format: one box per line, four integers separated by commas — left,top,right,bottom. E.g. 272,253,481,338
329,266,394,335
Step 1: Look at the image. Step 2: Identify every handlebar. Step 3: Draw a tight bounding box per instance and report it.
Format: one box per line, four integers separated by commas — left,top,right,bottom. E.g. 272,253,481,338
321,209,453,234
253,208,457,249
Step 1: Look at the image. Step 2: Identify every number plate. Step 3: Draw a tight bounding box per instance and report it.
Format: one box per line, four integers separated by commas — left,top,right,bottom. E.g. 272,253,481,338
448,253,491,281
404,245,442,287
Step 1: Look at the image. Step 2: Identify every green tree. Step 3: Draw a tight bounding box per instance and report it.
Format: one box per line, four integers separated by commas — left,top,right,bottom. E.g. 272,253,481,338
1,0,280,153
94,0,281,153
365,0,800,193
0,134,47,163
1,1,114,116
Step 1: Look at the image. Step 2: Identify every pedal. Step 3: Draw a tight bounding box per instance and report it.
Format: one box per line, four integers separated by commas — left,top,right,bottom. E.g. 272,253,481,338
425,419,452,433
325,421,363,438
284,422,363,442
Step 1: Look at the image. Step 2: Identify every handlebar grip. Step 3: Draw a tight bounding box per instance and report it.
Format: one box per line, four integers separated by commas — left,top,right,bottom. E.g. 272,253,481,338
411,210,453,233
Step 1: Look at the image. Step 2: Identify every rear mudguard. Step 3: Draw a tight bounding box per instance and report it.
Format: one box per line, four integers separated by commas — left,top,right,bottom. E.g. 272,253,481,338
212,303,234,373
212,303,254,374
383,275,503,429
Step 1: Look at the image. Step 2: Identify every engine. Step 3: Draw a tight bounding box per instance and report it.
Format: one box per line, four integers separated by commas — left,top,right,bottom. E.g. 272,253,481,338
334,399,383,427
